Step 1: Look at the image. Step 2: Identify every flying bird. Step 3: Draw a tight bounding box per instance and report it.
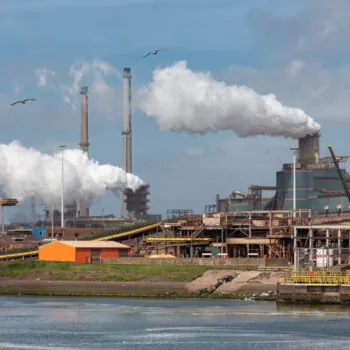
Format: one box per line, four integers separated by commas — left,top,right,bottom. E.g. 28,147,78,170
11,98,36,106
143,49,161,58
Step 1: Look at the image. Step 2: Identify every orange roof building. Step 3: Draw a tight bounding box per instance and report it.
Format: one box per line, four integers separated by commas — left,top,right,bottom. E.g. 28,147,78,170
39,240,131,264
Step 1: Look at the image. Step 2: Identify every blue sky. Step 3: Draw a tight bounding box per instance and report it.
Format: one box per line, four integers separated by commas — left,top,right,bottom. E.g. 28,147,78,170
1,0,350,221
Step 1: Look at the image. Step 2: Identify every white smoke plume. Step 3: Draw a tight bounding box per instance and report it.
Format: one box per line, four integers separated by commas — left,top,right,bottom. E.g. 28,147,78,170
35,59,121,120
137,61,321,138
0,141,144,208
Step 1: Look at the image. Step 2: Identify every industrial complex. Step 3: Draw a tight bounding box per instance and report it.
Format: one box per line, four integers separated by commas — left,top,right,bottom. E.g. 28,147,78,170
2,63,350,304
214,133,350,215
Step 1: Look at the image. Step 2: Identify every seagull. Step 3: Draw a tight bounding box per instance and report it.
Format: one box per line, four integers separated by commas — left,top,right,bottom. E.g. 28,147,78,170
11,98,36,106
143,49,161,58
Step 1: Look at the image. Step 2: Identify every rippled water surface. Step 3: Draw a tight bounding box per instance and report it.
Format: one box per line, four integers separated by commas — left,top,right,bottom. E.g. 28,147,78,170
0,296,350,349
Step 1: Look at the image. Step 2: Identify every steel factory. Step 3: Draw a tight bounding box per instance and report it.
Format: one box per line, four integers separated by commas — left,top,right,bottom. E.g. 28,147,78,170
1,66,350,274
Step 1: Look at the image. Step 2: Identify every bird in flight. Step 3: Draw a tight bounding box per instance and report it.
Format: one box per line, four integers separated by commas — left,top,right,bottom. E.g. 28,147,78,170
143,49,161,58
11,98,36,106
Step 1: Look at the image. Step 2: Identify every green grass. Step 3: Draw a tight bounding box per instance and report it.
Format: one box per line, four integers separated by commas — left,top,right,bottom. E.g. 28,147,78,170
0,261,220,282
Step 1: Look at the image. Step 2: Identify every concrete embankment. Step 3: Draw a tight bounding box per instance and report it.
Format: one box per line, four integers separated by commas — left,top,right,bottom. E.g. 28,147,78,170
277,283,350,304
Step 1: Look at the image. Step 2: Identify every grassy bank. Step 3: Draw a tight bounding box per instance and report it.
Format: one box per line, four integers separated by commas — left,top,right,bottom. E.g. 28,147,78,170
0,261,229,282
0,286,274,300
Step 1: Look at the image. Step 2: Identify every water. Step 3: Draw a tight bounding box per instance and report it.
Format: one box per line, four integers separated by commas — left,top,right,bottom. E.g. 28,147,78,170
0,297,350,349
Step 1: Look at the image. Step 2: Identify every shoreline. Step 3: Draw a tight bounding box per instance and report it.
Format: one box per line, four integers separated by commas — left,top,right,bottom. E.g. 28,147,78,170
0,280,277,300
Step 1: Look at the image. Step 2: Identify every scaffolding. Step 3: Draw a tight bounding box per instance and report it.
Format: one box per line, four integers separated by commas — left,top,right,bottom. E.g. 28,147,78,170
248,185,277,210
293,225,350,272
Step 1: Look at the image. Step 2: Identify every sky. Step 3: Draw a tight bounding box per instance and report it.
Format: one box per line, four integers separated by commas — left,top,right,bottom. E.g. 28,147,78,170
1,0,350,221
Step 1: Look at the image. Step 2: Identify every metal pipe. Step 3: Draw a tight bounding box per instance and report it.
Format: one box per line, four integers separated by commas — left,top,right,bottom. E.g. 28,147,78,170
293,226,297,272
290,147,298,217
293,152,296,215
79,86,89,217
51,201,54,237
309,228,313,272
1,206,4,233
59,145,67,228
121,67,132,218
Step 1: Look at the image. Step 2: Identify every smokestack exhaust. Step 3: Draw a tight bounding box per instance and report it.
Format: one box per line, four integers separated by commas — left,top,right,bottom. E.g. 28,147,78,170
298,133,320,166
121,68,132,218
79,86,90,217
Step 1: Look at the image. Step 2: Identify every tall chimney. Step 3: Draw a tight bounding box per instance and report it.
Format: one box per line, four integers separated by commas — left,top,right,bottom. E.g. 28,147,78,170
121,68,132,218
79,86,90,217
298,133,320,166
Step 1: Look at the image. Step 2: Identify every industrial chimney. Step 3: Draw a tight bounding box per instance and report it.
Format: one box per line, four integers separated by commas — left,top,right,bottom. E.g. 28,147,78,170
298,133,320,166
121,68,132,218
79,86,90,217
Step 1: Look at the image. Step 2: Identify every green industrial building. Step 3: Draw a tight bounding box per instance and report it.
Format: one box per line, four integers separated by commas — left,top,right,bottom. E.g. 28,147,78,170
215,134,350,214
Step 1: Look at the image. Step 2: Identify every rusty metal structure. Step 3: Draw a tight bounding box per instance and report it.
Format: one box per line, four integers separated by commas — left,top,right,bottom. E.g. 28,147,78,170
0,198,19,233
166,209,194,219
120,210,312,259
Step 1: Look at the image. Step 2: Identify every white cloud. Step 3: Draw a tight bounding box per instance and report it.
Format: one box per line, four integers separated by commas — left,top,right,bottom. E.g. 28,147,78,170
36,68,56,88
246,1,350,60
216,61,350,124
286,60,305,80
138,61,320,139
36,59,122,121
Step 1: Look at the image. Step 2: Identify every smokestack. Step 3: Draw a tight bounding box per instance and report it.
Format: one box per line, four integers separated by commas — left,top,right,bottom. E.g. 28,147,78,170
298,133,320,166
121,68,132,218
79,86,90,217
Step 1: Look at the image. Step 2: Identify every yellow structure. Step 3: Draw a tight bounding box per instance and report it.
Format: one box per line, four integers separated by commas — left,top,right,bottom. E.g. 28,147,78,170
281,271,350,285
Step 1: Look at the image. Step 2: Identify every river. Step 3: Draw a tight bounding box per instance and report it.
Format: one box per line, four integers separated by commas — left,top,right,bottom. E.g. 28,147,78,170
0,296,349,349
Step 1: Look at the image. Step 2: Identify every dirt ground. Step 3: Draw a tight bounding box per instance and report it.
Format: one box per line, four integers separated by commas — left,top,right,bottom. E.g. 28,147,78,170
0,269,289,297
185,270,289,294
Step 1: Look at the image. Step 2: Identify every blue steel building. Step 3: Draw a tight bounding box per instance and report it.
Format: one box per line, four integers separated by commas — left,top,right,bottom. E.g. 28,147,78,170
215,134,350,215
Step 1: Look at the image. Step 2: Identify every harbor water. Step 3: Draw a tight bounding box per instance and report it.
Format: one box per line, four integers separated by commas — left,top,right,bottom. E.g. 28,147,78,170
1,296,350,349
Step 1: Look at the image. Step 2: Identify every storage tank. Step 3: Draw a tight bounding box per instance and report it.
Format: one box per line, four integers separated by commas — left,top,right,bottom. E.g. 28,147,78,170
316,248,334,268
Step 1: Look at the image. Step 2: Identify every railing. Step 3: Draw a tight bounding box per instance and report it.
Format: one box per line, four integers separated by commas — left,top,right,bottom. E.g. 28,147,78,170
280,271,350,285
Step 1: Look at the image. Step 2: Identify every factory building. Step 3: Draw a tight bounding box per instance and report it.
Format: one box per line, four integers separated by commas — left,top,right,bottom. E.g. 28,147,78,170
214,134,350,215
39,240,131,264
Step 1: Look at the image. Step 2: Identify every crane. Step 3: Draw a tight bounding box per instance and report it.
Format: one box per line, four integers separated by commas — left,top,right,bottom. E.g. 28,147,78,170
327,145,350,203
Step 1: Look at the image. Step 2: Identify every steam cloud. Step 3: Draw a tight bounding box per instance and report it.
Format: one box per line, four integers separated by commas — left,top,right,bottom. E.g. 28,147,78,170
36,59,121,120
137,61,321,138
0,141,144,208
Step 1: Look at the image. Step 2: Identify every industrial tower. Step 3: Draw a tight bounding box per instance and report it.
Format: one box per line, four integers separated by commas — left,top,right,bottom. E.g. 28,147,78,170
79,86,90,217
121,67,150,220
121,68,132,217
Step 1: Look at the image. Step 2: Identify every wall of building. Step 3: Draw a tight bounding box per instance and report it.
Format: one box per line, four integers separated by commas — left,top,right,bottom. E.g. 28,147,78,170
275,167,349,213
75,248,132,264
75,248,91,264
32,226,47,239
39,241,75,262
101,248,131,262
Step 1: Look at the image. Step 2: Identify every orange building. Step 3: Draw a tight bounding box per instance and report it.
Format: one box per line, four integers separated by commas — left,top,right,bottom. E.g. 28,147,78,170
39,240,131,264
